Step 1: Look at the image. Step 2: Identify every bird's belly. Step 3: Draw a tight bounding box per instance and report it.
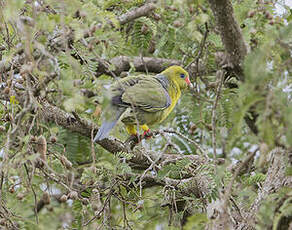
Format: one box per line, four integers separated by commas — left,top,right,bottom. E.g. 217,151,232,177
121,108,163,126
120,97,179,126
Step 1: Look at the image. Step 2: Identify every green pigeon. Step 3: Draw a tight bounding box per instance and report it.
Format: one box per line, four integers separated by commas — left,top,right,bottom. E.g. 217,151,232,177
94,65,190,141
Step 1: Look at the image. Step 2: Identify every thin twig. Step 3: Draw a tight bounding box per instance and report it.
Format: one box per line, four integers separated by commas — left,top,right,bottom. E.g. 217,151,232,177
113,192,138,208
83,181,118,226
24,163,39,224
139,150,163,197
90,128,96,172
140,53,148,75
119,192,133,230
221,149,257,217
0,202,21,229
33,73,58,97
186,23,209,71
160,129,205,155
39,167,72,191
160,132,182,154
211,70,224,163
0,171,4,203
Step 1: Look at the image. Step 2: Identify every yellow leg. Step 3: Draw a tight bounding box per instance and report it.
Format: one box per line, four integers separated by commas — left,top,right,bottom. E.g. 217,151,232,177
126,124,149,136
140,124,149,132
126,125,137,136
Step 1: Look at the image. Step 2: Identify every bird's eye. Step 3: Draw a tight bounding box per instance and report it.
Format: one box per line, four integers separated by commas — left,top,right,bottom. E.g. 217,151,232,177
180,73,185,78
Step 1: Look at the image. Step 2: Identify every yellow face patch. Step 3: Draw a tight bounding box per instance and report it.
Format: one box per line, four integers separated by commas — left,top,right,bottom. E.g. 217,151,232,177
161,66,190,89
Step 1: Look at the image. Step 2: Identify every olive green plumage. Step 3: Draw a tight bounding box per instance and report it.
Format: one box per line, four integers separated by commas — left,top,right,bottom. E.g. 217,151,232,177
94,65,190,141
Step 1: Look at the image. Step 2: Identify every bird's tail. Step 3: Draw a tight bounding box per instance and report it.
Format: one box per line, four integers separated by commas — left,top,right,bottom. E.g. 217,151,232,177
94,109,124,142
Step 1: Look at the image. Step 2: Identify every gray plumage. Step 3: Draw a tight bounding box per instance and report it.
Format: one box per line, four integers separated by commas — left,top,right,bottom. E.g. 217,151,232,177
93,108,124,142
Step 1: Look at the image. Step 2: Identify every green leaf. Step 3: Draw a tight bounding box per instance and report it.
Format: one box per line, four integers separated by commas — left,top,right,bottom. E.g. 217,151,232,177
184,213,208,230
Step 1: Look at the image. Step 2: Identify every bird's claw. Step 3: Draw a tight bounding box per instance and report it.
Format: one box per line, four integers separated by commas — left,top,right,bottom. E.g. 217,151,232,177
124,135,139,149
124,130,153,149
142,129,152,139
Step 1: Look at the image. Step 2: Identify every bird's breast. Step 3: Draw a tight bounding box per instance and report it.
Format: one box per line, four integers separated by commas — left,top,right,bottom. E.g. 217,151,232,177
159,83,181,123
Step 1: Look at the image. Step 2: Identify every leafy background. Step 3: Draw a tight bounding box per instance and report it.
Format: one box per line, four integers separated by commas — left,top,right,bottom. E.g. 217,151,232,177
0,0,291,229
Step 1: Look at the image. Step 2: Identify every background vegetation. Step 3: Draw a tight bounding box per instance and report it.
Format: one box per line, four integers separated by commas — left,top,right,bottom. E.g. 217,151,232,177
0,0,291,229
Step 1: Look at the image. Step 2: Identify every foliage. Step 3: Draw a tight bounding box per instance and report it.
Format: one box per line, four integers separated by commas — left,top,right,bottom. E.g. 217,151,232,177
0,0,291,229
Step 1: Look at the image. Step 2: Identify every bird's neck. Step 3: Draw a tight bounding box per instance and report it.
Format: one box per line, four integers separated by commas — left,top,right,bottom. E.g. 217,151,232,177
168,79,181,103
156,74,181,104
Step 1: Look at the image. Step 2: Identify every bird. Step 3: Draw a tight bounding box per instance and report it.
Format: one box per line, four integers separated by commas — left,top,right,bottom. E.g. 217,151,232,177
94,65,190,142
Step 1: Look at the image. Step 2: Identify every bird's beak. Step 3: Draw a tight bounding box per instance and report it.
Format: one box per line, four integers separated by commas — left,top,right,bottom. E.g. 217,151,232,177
185,77,191,85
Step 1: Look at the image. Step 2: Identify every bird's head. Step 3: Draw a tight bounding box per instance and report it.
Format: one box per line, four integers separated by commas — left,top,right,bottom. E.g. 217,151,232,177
161,65,190,89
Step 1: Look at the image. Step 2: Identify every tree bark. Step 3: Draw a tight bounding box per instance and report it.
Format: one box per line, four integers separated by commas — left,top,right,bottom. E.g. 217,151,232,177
208,0,248,80
117,3,156,25
95,56,182,77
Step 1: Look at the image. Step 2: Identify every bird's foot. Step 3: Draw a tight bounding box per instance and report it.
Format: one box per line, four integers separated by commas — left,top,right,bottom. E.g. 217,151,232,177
142,129,153,139
124,130,152,149
124,134,140,149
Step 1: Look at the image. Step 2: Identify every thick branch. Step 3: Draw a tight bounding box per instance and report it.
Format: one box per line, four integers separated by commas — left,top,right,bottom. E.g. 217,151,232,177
208,0,247,79
39,99,128,155
117,3,156,25
95,56,182,77
38,98,208,168
208,0,259,135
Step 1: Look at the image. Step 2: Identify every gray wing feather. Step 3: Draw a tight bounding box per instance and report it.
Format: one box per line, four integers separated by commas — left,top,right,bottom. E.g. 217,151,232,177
94,108,124,141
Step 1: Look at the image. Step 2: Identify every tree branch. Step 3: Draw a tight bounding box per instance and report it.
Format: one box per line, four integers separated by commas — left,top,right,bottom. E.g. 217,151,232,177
208,0,248,80
36,97,210,169
208,0,259,135
117,3,156,25
39,99,128,155
1,88,207,172
95,56,182,77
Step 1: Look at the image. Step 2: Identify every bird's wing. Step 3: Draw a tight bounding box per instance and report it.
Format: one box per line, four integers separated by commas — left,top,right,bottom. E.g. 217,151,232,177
118,76,171,112
110,76,171,112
